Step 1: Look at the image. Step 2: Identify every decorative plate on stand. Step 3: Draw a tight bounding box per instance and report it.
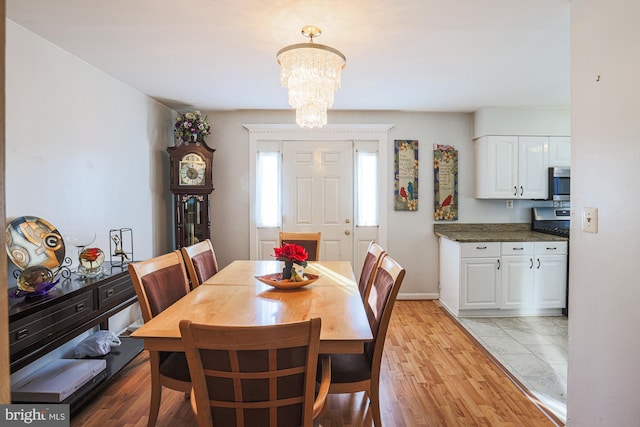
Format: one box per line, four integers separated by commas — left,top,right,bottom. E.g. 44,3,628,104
6,216,66,272
255,273,320,289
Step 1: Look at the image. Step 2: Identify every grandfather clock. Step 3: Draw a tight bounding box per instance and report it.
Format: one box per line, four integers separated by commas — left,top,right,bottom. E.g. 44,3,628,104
167,138,215,249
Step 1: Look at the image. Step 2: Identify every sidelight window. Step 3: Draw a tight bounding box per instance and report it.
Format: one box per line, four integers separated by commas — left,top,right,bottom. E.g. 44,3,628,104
256,150,281,228
356,149,378,226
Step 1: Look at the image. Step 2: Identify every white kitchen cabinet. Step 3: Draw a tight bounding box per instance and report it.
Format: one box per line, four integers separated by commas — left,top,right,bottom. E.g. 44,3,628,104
548,136,571,167
461,255,501,310
501,242,535,309
439,237,567,317
475,135,549,199
533,242,568,308
501,241,567,311
439,239,500,316
460,243,501,310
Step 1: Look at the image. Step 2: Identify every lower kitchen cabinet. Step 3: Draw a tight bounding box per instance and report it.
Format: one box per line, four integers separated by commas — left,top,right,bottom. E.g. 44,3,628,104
440,239,501,315
439,238,567,317
533,242,568,308
460,243,501,310
501,242,536,309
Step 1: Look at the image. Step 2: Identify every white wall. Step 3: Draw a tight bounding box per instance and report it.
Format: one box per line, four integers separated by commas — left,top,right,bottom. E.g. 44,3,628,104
474,106,571,138
5,20,175,339
568,0,640,424
206,110,559,298
6,20,175,266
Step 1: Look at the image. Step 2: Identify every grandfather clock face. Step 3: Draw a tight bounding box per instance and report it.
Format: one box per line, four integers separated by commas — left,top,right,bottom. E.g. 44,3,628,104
179,153,207,186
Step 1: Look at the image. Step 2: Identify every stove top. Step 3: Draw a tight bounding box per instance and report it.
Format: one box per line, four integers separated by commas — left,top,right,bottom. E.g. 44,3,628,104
532,225,570,237
531,207,570,237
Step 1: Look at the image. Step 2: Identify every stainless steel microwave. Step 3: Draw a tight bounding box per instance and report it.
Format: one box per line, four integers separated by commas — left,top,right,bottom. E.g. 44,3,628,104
548,167,570,201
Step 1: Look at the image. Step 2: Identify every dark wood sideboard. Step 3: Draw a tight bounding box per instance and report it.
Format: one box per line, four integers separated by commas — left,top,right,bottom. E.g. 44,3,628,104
8,262,143,411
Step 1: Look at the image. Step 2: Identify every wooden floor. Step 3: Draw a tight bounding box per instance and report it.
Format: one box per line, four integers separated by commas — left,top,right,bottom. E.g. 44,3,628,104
71,301,559,426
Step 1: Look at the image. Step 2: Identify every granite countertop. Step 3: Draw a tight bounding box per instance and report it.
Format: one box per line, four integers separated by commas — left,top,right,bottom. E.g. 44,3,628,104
433,223,568,242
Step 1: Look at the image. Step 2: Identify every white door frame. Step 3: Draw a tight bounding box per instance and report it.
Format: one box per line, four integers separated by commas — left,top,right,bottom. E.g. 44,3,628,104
245,124,392,266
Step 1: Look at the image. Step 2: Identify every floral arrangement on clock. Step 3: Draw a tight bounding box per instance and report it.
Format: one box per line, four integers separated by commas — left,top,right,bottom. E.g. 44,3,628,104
174,110,211,142
273,243,308,281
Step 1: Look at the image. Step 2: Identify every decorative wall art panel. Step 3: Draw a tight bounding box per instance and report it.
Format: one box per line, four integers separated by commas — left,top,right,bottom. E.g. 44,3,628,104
433,144,458,220
394,140,419,211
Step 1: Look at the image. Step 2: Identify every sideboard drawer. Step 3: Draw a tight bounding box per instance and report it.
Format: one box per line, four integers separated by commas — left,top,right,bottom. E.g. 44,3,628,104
98,275,135,309
10,293,96,355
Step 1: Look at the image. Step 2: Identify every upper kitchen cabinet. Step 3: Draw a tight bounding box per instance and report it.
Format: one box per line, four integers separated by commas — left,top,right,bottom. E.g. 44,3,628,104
548,136,571,167
475,136,548,199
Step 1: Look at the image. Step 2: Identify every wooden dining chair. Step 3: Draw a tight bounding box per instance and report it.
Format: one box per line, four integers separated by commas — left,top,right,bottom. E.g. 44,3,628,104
180,239,219,288
279,231,321,261
358,241,386,302
179,318,331,427
128,251,192,427
321,254,405,427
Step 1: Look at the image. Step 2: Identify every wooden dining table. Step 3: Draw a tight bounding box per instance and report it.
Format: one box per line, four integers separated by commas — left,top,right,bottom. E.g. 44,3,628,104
131,260,373,354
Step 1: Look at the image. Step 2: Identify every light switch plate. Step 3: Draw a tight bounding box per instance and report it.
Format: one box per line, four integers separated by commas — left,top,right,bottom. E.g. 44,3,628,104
582,207,598,233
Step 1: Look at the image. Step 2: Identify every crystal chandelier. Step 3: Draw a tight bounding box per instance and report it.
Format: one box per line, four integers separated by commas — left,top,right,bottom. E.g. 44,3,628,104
277,26,346,128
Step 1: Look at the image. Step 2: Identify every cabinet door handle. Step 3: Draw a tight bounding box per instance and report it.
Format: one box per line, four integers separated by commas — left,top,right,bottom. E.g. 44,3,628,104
514,247,524,251
17,329,28,340
476,246,487,250
520,186,524,196
546,247,557,250
76,303,85,312
497,259,500,270
537,259,541,269
530,258,533,269
513,186,518,196
106,288,114,298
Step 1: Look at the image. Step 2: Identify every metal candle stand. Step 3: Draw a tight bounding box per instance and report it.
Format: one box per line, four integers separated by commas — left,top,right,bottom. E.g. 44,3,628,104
109,228,134,267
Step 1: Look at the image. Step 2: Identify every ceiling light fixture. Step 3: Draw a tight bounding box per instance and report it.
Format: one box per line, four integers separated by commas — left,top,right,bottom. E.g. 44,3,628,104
277,25,346,129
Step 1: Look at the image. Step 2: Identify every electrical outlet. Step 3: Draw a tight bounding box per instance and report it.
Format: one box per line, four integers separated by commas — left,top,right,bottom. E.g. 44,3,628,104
506,200,513,209
582,207,598,233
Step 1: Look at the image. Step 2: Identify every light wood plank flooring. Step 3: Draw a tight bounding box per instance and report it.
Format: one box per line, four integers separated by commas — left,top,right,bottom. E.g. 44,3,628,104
71,301,560,426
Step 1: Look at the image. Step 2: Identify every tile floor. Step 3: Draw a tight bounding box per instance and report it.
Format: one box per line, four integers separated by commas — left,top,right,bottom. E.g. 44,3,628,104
458,316,568,424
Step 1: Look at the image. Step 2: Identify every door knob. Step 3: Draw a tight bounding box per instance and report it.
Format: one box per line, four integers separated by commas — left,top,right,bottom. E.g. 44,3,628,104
344,230,351,235
345,218,350,224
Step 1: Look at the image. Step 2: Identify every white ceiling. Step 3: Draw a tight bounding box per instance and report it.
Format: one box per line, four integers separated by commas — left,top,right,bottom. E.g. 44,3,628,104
7,0,571,113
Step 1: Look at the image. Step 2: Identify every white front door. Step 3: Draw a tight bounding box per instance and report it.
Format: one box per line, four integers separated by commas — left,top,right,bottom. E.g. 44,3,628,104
282,140,353,261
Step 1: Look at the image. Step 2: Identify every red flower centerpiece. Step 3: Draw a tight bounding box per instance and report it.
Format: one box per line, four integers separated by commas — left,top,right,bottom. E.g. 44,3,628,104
273,243,308,280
